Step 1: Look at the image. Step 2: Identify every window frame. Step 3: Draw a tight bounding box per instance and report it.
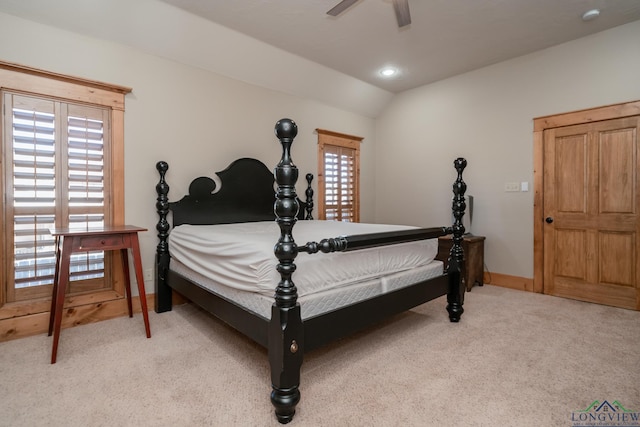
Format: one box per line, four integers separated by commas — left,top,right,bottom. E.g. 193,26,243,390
0,61,131,322
316,129,363,222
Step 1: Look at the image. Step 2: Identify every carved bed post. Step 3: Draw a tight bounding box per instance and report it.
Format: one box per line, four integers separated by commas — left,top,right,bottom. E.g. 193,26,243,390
304,173,314,220
446,157,467,322
155,161,172,313
269,118,304,424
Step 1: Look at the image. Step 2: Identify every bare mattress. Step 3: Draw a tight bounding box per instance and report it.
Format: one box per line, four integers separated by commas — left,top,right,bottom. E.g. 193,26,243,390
168,220,444,319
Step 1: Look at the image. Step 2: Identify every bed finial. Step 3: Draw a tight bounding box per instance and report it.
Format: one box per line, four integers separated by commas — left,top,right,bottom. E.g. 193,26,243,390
305,173,314,220
275,118,297,167
275,118,298,141
447,157,467,322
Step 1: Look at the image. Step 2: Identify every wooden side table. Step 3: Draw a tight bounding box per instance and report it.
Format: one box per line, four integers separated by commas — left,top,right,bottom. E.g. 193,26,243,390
48,225,151,364
436,234,486,292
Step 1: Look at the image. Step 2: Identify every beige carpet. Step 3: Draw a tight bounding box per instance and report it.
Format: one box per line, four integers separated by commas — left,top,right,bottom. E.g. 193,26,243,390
1,285,639,427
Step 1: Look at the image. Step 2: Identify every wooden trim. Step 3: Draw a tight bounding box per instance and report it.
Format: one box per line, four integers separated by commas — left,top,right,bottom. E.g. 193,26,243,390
0,293,155,342
316,128,364,142
0,122,4,308
532,99,640,296
0,67,129,112
533,100,640,132
0,290,120,321
484,272,534,292
111,109,126,225
0,60,132,95
111,109,126,292
0,64,128,321
532,130,544,293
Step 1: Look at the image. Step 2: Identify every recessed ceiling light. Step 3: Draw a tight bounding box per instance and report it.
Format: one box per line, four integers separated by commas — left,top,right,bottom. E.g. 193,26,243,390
379,67,398,78
582,9,600,21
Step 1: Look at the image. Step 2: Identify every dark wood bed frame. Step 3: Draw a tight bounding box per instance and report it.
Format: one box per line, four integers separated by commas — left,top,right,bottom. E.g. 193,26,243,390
154,118,467,424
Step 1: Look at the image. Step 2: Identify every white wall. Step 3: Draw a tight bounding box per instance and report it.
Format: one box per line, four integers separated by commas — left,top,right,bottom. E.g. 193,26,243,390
2,7,639,287
375,20,640,279
0,12,377,294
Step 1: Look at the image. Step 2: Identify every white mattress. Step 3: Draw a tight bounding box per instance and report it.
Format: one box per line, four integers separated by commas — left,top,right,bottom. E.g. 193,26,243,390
170,259,444,320
168,220,443,319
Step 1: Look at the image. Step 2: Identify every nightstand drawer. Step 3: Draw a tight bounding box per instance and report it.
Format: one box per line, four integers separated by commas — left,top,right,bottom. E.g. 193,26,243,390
75,234,127,251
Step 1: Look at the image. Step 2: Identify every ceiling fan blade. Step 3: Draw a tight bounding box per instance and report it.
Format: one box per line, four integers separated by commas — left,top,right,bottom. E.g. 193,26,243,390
392,0,411,27
327,0,359,17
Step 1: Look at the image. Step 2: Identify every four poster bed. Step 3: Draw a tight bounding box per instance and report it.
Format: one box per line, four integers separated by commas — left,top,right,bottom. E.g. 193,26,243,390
154,118,468,424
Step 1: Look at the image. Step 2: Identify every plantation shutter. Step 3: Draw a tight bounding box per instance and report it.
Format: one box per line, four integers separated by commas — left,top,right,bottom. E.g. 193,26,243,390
4,93,111,302
316,129,362,222
323,145,357,221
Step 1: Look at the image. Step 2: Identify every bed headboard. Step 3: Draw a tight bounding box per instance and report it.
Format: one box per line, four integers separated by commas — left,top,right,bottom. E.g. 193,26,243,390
156,157,313,227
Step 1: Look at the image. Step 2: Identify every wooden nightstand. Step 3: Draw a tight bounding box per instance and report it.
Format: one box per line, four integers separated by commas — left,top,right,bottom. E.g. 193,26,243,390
48,225,151,363
436,234,486,291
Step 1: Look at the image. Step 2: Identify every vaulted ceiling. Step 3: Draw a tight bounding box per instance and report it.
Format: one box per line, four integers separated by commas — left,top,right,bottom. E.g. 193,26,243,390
159,0,640,92
1,0,639,117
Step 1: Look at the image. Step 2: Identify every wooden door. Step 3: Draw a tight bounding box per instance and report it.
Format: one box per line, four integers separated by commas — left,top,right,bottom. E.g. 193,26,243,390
543,116,639,309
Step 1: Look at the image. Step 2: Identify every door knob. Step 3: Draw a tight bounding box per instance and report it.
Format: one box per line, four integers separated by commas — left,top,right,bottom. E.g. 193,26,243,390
545,217,554,224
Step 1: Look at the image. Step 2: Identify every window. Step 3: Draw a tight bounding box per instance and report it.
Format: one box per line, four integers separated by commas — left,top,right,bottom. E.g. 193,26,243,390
4,93,111,301
0,61,130,333
316,129,363,222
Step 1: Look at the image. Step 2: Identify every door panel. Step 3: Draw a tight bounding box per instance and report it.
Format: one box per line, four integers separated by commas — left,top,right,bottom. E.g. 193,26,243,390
599,128,635,213
554,229,586,279
599,231,634,286
543,116,639,309
556,134,587,213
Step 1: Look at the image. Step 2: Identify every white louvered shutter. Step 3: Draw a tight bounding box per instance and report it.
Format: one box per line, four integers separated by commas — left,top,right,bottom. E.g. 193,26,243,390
4,93,110,301
323,145,357,221
317,130,361,222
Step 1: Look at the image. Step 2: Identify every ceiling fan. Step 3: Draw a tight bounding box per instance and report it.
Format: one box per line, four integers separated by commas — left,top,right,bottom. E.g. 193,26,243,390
327,0,411,28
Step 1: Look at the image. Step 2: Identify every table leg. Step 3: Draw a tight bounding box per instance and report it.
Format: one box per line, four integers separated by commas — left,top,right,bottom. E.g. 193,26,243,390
121,248,133,318
131,234,151,338
48,236,61,336
51,237,72,364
